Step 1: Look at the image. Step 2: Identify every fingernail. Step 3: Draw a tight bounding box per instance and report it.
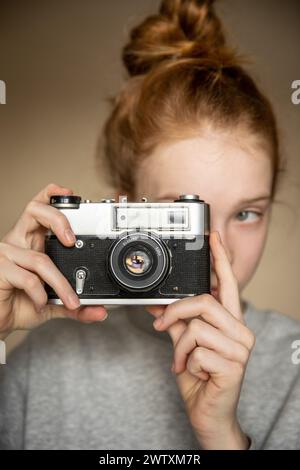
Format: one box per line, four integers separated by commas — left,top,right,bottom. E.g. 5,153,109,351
216,231,221,243
68,293,80,309
64,229,76,244
99,312,108,322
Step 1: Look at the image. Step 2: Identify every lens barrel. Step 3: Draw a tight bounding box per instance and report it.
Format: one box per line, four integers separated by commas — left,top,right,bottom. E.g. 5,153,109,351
108,232,170,292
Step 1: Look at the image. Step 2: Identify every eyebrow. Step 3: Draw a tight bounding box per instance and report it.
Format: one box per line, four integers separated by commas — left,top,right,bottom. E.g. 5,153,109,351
235,195,272,204
155,194,272,204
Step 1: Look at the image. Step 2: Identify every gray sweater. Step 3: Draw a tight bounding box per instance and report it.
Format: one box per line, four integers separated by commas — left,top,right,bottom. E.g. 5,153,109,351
1,299,300,450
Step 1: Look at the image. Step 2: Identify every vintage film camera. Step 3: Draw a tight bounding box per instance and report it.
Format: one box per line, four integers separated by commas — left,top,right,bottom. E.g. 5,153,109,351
45,194,210,305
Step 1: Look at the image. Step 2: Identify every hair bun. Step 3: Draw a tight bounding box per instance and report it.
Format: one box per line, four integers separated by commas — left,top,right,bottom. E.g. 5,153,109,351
122,0,229,77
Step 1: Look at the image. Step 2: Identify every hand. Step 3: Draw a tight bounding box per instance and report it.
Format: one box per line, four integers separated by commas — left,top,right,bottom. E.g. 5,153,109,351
146,231,255,449
0,183,108,340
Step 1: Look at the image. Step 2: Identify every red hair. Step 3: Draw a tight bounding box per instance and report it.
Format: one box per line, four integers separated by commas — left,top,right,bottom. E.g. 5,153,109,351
101,0,285,200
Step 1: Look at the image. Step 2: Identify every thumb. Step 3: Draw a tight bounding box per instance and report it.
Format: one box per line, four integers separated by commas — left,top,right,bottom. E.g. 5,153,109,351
42,304,108,323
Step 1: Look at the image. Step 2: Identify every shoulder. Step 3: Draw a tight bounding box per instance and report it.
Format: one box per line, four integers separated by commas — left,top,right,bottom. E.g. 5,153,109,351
245,299,300,332
243,299,300,354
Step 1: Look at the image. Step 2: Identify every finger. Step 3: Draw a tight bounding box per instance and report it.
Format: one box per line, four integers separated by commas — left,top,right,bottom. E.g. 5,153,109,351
185,347,210,381
210,231,243,322
74,306,108,323
145,305,166,319
3,183,75,249
32,183,73,204
43,304,108,323
19,200,76,246
165,320,187,348
146,304,187,347
0,258,48,312
153,294,255,350
2,243,80,310
184,346,244,387
173,318,249,374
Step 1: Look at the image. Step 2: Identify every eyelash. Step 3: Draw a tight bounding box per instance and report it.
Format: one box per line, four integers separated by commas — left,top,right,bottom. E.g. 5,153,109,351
235,210,264,222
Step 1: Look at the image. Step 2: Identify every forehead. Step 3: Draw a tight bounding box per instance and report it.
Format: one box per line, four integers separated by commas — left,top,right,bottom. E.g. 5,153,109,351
136,126,273,202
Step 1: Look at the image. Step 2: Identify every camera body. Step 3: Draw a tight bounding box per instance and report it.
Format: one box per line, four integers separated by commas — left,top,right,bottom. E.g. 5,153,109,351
45,194,211,305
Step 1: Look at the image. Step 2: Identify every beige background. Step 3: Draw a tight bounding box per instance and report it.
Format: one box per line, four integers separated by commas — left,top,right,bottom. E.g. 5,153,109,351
0,0,299,354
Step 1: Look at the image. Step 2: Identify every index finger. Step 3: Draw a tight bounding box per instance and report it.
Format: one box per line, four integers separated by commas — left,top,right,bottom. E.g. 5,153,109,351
145,304,187,347
210,231,243,322
32,183,73,204
13,184,74,247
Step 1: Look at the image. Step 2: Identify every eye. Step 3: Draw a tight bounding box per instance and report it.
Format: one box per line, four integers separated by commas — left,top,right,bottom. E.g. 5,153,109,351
236,210,263,222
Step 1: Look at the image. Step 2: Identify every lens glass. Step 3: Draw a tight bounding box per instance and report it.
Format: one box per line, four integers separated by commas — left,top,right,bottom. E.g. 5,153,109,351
124,249,152,275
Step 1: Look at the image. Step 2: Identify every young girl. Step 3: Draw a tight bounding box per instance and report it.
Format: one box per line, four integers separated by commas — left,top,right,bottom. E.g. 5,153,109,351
0,0,300,450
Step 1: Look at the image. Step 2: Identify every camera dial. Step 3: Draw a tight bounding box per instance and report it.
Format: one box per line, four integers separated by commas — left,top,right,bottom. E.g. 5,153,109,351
174,194,204,203
50,195,81,209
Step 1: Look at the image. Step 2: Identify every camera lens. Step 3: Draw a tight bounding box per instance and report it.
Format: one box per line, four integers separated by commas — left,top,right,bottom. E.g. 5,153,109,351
124,249,152,275
108,232,170,292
